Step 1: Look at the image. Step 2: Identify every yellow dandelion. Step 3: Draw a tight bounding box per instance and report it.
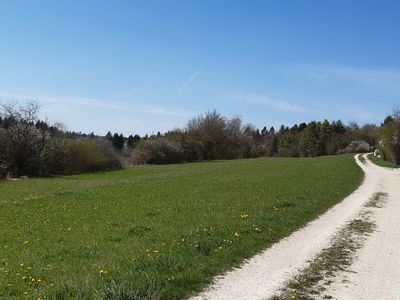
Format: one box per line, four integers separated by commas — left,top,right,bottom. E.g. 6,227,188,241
99,269,108,275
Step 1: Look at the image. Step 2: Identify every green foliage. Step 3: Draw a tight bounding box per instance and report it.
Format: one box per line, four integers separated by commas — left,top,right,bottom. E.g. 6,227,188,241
127,134,141,148
0,155,362,299
112,133,125,150
380,111,400,165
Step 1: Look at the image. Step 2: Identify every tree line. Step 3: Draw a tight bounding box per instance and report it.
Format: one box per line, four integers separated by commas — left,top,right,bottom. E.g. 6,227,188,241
0,101,398,179
130,110,380,164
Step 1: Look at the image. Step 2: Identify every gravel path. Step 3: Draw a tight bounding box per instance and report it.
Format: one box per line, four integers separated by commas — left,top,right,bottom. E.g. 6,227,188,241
324,155,400,299
191,154,398,300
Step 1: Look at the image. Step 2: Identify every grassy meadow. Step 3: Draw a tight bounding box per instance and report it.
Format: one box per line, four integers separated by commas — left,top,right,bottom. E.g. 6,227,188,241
0,155,363,299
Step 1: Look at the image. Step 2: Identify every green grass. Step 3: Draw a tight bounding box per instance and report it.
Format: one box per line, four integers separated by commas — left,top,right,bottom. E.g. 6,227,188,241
367,154,400,168
0,155,363,300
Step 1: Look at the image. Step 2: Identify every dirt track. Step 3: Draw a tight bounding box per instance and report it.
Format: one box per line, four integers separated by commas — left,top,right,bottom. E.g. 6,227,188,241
191,154,400,300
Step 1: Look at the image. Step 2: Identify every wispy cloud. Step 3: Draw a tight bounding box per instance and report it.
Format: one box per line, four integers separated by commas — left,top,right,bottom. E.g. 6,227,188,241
178,68,202,96
0,91,193,117
227,90,312,113
288,63,400,95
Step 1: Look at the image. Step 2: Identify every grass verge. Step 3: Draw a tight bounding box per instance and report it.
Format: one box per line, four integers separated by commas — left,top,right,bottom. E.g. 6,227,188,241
367,154,399,169
0,155,362,299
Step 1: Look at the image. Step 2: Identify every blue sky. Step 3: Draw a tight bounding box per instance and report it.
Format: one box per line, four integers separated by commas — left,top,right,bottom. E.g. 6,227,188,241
0,0,399,135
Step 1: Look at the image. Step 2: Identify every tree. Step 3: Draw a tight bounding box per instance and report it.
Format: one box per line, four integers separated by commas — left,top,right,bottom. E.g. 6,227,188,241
269,126,275,135
0,101,49,176
111,133,124,150
127,134,135,148
278,130,299,157
105,131,112,141
380,110,400,164
261,126,268,136
298,121,321,157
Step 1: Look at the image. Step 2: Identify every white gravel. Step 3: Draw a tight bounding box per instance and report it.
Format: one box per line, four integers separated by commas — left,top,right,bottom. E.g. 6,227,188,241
191,154,395,300
324,155,400,300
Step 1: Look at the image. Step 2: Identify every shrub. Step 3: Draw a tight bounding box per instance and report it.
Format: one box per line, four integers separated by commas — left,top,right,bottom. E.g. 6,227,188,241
131,138,183,164
380,112,400,164
43,139,121,175
342,140,373,154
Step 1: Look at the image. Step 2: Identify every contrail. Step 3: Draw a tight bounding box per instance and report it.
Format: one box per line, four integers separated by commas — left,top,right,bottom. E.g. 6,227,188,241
178,68,202,95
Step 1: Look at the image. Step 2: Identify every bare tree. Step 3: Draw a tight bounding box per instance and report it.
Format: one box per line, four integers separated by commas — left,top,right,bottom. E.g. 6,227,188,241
0,101,49,176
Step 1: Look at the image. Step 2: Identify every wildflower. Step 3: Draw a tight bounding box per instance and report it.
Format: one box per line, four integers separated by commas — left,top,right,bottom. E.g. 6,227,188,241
234,232,240,237
240,214,249,219
99,269,107,275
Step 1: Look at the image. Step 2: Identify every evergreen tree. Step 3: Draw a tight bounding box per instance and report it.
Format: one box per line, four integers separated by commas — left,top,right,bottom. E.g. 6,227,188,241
112,133,124,150
261,126,268,136
269,126,275,135
105,131,112,141
127,135,135,148
133,134,141,144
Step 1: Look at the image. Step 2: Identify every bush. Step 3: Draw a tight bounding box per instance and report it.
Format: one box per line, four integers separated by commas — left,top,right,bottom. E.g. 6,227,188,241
131,138,183,164
380,112,400,164
342,140,373,154
181,139,206,161
43,139,121,175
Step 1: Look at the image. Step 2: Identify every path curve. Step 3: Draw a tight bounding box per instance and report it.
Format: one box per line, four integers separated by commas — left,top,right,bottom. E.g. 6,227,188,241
191,154,397,300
